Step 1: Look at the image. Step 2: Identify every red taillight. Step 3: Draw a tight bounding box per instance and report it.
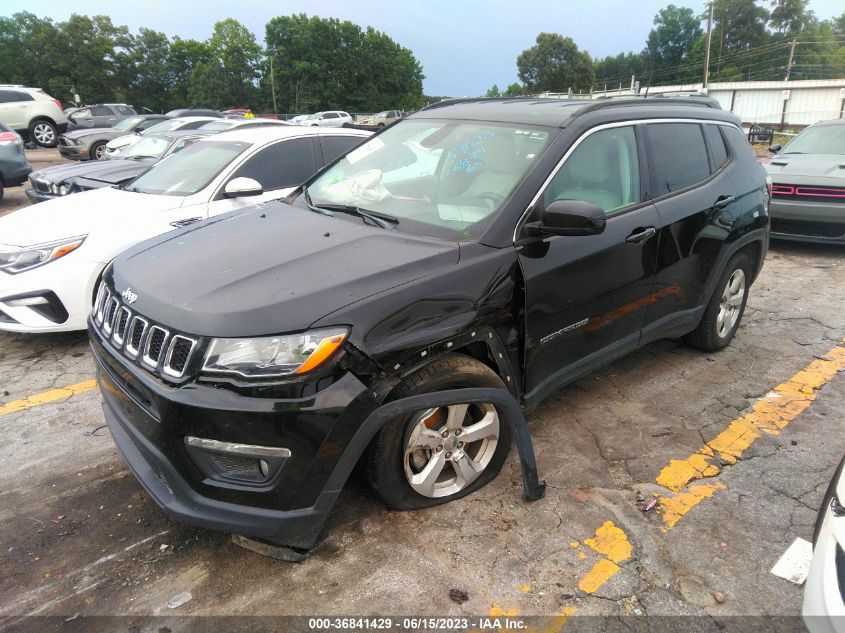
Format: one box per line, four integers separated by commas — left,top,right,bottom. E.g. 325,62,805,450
0,131,19,144
53,98,62,111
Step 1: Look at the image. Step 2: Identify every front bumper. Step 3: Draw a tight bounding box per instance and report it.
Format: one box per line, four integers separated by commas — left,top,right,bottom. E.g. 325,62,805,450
0,253,101,333
89,326,379,548
58,143,91,161
769,199,845,245
24,187,57,203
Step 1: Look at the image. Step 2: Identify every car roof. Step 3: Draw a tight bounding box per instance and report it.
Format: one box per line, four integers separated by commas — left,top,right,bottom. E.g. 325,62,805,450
411,96,733,128
143,129,216,141
203,126,372,144
809,118,845,127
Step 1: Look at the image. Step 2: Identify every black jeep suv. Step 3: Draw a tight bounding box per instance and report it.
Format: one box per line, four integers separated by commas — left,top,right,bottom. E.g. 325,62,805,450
89,97,769,551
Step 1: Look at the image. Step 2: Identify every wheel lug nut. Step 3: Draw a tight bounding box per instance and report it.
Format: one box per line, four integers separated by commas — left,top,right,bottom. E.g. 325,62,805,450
445,452,452,459
441,430,449,438
455,429,462,436
457,441,464,448
436,445,443,452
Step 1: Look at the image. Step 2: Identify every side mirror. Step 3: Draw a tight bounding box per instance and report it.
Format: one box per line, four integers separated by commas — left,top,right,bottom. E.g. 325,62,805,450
223,177,263,198
768,144,781,154
528,200,607,237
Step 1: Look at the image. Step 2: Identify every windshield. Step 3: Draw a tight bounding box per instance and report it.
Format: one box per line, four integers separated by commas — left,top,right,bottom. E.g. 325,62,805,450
307,113,323,120
144,119,189,134
120,136,170,160
374,111,389,118
199,120,237,131
126,140,248,196
306,119,551,239
782,125,845,155
113,116,142,131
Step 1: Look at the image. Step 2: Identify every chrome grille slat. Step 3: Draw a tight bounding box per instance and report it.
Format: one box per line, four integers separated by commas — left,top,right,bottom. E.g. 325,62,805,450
125,316,148,358
95,287,111,325
142,326,169,368
102,297,119,334
163,335,197,378
112,307,131,345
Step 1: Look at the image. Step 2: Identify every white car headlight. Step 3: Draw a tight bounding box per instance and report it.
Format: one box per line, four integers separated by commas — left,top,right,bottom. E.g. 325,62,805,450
58,184,69,196
202,328,348,378
0,236,86,274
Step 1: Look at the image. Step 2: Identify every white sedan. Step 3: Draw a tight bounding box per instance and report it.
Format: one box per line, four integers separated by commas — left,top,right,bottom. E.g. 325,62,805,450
0,126,370,333
804,455,845,633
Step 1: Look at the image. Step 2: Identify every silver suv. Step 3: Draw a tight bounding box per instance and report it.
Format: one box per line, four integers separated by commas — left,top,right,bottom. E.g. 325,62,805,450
0,85,69,147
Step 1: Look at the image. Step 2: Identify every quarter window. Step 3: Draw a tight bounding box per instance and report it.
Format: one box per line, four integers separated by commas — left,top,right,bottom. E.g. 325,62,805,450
320,135,364,165
543,126,641,214
646,123,711,195
703,125,729,173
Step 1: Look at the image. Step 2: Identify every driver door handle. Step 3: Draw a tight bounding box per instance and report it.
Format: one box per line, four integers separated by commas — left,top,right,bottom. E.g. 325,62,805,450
626,226,656,244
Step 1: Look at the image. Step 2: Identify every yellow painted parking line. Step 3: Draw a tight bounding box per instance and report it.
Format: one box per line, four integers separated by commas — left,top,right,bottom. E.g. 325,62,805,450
0,379,97,416
576,520,633,594
574,339,845,595
656,339,845,528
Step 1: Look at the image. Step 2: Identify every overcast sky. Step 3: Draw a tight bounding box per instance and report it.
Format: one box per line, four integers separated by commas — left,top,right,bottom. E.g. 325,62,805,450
3,0,843,96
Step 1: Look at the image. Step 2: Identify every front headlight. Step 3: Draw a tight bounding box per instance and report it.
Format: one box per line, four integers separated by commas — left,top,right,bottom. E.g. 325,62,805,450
0,236,86,274
202,328,349,378
58,184,69,196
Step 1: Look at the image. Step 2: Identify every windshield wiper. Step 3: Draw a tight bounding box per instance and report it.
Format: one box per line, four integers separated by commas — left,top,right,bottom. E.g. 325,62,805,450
301,185,334,217
317,203,399,230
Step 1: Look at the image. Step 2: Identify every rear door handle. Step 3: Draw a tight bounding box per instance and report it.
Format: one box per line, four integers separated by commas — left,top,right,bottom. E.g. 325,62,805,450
626,226,656,244
714,195,736,209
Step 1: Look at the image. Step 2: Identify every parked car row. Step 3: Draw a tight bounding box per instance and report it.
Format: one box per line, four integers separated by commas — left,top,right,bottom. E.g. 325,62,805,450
0,84,67,147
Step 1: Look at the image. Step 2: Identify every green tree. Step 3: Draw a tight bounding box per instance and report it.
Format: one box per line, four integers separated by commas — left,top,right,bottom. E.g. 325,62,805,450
168,38,210,108
265,14,424,113
712,0,770,76
646,5,703,83
593,51,647,88
125,28,171,112
503,82,524,97
516,33,594,93
769,0,811,35
485,84,501,97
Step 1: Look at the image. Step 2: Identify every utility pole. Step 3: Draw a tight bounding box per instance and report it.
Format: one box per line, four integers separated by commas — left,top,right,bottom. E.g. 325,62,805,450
703,0,714,89
785,39,797,81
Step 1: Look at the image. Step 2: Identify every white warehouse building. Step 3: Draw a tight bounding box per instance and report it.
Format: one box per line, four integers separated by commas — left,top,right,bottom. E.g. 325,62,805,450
541,79,845,129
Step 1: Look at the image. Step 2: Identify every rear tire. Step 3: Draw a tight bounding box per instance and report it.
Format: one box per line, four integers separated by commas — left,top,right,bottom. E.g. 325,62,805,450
29,119,57,148
365,354,512,510
683,251,751,352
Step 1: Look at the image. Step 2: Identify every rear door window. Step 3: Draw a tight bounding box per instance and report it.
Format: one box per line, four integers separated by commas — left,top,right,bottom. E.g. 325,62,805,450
228,137,316,192
92,106,112,116
645,123,711,196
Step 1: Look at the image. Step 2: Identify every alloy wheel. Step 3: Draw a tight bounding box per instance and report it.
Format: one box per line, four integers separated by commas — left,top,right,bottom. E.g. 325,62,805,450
717,269,745,338
33,123,55,146
403,403,500,498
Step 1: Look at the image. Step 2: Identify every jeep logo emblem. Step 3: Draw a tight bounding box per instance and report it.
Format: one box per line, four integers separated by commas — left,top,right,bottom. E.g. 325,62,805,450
121,288,138,304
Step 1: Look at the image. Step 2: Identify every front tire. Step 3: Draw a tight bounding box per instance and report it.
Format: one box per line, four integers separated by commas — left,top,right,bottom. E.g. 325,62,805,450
684,251,751,352
29,119,58,148
90,141,107,160
365,354,512,510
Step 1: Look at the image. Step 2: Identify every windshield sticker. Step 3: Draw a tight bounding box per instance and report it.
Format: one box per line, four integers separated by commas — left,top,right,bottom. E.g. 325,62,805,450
345,137,386,165
444,129,495,178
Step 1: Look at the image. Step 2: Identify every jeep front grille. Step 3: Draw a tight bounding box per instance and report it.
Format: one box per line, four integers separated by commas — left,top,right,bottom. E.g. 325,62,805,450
91,281,197,379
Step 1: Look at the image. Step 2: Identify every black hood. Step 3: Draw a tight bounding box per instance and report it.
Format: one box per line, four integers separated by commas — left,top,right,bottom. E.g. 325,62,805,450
31,158,151,186
111,201,460,337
